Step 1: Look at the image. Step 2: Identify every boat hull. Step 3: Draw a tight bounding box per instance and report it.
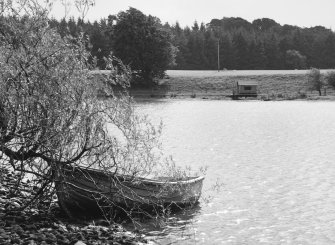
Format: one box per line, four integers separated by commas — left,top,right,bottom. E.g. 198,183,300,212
55,167,204,214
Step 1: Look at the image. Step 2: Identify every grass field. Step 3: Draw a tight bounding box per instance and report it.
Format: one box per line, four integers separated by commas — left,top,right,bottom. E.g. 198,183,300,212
94,69,335,100
140,69,335,100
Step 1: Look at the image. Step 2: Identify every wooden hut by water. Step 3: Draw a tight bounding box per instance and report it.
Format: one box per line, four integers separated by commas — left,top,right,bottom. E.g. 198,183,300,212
232,81,258,99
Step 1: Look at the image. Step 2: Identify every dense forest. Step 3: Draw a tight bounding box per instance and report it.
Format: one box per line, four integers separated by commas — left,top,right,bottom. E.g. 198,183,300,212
49,14,335,71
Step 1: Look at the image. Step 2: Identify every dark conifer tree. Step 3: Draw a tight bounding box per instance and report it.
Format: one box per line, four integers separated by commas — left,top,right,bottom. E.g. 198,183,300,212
232,31,249,69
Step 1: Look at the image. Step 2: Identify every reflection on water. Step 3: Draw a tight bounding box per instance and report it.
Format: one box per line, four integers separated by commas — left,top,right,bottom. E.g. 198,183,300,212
129,205,202,244
135,100,335,244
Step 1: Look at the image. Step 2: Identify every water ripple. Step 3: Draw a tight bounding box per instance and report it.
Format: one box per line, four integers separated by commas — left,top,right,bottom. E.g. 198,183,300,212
137,100,335,244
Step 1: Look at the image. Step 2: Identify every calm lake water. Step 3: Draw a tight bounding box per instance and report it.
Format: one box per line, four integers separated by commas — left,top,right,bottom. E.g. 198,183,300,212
134,100,335,245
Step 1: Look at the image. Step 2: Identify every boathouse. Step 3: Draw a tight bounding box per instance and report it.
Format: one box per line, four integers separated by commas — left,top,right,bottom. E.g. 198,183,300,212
233,81,258,99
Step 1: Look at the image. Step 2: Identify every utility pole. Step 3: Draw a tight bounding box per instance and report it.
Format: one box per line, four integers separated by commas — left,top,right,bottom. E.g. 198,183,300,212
217,39,220,72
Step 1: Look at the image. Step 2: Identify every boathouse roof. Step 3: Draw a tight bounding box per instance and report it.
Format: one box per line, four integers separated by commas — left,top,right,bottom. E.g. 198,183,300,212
237,81,258,86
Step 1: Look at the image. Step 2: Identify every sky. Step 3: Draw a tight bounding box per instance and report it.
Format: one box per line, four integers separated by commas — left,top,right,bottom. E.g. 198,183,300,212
50,0,335,30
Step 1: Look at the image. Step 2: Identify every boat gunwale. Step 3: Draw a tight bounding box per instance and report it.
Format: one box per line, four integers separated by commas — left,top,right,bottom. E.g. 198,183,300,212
65,166,205,186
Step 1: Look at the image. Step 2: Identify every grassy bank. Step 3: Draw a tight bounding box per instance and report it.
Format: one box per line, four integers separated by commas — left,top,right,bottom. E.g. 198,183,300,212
130,70,335,100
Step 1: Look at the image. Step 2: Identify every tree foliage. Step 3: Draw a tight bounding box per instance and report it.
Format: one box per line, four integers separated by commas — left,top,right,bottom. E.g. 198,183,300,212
325,71,335,89
0,0,163,213
112,8,177,84
307,68,323,95
285,50,306,69
49,13,335,71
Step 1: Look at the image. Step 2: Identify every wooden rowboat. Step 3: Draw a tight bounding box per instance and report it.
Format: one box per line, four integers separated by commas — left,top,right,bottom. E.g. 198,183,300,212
55,166,205,214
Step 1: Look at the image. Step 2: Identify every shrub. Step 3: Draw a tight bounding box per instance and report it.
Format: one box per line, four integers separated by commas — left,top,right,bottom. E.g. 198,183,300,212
0,0,165,219
298,91,307,99
325,71,335,89
307,68,323,96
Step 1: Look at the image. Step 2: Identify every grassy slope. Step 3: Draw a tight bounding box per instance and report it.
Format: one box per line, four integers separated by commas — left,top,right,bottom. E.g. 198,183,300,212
163,73,309,98
131,70,335,99
129,70,334,100
88,69,333,99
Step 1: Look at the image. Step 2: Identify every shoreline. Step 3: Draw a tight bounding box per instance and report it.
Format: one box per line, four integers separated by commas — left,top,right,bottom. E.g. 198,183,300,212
133,95,335,102
0,167,149,245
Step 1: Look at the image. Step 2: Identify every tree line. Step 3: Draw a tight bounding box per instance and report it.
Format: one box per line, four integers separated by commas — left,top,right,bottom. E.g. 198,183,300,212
48,9,335,74
170,18,335,70
49,8,177,83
